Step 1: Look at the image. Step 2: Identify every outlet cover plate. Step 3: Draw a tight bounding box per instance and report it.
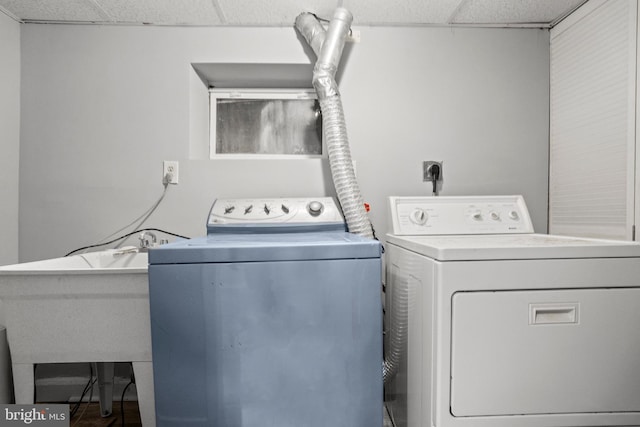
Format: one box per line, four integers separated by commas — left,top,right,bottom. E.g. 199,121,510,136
163,161,179,184
423,161,443,182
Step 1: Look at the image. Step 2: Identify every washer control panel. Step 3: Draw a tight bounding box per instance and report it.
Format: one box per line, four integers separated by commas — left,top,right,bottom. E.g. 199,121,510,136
388,195,534,235
207,197,344,232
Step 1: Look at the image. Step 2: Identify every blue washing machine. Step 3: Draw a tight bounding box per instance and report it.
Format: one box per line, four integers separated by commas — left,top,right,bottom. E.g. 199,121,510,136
148,197,382,427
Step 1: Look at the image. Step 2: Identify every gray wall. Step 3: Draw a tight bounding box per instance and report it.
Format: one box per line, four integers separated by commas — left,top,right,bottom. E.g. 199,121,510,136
0,13,20,266
20,24,549,262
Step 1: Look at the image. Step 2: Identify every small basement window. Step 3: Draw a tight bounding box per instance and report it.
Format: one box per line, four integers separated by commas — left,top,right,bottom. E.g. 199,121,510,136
209,89,323,158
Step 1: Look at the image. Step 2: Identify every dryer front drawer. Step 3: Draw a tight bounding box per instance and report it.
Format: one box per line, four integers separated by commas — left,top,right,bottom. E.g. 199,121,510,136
450,288,640,417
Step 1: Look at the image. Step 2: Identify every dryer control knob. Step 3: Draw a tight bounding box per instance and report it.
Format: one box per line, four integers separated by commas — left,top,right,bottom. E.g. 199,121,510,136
509,210,519,220
410,208,428,225
471,211,483,221
308,201,324,217
490,211,500,221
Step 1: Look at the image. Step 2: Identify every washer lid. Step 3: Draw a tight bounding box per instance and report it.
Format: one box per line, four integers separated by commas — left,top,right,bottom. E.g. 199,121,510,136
385,233,640,261
149,232,381,264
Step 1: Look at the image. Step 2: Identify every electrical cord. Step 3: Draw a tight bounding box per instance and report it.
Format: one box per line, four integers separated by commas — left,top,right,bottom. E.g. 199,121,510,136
114,184,170,249
310,12,330,23
71,375,95,427
65,228,190,257
33,365,38,403
121,364,135,427
64,182,173,257
430,164,441,196
369,221,385,253
70,364,95,419
98,183,169,249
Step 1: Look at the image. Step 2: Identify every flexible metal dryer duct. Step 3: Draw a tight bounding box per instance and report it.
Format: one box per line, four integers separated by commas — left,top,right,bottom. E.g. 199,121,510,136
296,9,404,385
295,9,374,239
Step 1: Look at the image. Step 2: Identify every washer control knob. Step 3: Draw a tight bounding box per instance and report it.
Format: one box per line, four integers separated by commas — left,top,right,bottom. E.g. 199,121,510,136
307,201,324,217
490,211,500,221
410,208,428,225
509,210,519,220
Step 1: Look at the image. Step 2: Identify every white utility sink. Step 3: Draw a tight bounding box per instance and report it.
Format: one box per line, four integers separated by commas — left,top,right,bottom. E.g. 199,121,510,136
0,249,155,426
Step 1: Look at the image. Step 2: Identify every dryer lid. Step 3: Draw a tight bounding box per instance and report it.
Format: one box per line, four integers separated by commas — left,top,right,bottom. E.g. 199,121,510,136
385,233,640,261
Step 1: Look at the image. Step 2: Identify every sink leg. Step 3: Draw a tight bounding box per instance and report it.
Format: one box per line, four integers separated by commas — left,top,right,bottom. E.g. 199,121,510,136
95,362,114,417
12,363,34,404
132,361,156,427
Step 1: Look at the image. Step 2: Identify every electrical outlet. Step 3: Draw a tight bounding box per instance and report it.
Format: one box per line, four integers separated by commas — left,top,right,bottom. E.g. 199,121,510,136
423,161,443,182
163,161,179,185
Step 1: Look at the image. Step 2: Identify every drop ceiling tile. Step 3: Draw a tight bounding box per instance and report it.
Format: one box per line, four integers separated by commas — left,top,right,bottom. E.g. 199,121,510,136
0,0,108,22
216,0,335,25
218,0,464,26
451,0,586,24
96,0,222,25
343,0,462,25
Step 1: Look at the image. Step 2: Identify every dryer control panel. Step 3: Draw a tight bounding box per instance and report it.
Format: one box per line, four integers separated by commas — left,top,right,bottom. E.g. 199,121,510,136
207,197,345,233
388,195,534,235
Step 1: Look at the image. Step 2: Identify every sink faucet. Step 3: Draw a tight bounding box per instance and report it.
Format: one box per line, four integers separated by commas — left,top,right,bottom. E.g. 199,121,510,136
139,231,157,249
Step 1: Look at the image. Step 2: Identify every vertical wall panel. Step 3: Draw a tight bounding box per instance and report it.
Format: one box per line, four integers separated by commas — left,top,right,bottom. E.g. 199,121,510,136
0,12,20,265
550,0,637,240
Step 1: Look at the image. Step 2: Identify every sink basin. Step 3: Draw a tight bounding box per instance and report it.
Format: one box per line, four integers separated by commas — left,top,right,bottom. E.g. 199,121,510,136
0,249,155,426
0,248,148,272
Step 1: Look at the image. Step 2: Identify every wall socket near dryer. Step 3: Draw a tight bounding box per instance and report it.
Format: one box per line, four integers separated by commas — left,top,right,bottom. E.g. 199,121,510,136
423,161,443,182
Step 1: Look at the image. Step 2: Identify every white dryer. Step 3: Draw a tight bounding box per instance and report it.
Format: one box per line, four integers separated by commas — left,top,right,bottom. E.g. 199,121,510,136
384,195,640,427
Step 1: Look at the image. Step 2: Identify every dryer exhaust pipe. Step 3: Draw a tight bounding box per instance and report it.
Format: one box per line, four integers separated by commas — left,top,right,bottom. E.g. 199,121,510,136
294,9,374,239
296,9,403,386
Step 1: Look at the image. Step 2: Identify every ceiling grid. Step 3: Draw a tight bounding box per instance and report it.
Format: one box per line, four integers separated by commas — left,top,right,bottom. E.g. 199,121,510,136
0,0,587,27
